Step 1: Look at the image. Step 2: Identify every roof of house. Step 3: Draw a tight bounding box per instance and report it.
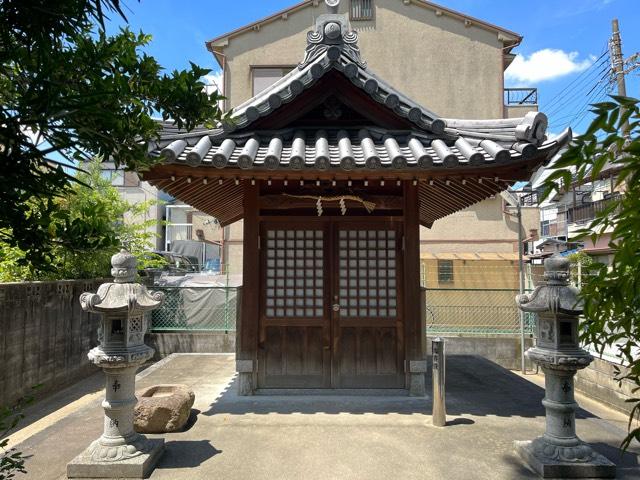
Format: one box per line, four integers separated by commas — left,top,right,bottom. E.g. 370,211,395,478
205,0,523,67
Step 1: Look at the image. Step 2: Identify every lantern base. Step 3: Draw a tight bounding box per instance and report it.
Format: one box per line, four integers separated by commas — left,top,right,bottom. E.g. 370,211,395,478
67,437,164,478
515,439,615,478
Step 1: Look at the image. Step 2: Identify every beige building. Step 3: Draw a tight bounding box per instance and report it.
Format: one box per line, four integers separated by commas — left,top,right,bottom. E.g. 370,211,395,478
205,0,539,273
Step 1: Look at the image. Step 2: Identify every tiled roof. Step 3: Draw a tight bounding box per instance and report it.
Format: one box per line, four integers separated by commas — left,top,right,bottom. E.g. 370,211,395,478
152,125,570,172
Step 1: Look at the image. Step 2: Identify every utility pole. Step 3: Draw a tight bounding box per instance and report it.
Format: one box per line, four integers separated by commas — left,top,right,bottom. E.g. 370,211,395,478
610,19,627,98
610,19,640,137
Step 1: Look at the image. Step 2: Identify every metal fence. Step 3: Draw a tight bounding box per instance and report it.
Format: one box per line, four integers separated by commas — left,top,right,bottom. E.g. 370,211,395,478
424,288,536,336
150,285,533,336
151,286,239,332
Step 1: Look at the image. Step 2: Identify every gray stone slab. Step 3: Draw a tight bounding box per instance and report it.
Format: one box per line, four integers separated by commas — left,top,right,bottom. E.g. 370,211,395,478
67,438,164,478
515,440,616,479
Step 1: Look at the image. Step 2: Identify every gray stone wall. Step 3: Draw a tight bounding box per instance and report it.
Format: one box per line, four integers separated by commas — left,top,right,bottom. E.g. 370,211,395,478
0,280,102,407
575,356,635,415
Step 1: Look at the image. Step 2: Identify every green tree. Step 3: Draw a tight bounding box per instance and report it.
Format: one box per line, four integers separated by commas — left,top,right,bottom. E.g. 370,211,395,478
0,0,224,269
0,158,165,282
567,251,593,288
542,96,640,449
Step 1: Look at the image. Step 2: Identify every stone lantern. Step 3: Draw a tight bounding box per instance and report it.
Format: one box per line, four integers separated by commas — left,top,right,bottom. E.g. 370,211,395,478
515,255,615,478
67,250,165,479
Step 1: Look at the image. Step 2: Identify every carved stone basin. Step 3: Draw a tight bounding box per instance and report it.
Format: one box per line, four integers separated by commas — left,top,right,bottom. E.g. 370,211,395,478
134,384,195,433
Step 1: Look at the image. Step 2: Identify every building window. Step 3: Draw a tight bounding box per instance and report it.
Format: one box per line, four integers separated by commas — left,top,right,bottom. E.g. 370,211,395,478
100,169,140,187
101,169,124,186
350,0,374,21
437,260,454,284
251,67,294,95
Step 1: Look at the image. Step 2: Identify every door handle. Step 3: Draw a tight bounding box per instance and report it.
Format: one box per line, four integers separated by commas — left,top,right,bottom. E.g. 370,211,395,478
332,303,340,312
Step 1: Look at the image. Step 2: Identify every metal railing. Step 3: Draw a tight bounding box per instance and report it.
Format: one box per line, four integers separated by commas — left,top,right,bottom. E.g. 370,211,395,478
561,193,621,226
504,87,538,106
424,288,536,336
151,286,239,331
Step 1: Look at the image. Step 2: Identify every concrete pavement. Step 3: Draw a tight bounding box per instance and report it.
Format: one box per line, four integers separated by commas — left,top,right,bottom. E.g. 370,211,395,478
8,353,640,479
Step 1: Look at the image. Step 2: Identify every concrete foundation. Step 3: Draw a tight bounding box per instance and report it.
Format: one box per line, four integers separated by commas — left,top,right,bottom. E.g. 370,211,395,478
147,332,235,358
426,335,534,370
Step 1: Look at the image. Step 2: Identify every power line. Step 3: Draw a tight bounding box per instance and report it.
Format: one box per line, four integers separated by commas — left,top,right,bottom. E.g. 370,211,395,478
544,55,610,117
542,45,608,110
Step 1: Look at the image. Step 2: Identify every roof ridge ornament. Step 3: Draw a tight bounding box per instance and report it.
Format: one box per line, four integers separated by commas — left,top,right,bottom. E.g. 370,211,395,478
299,0,366,69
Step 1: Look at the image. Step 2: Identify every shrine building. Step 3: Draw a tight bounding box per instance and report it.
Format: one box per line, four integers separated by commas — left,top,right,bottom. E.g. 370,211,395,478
143,0,570,395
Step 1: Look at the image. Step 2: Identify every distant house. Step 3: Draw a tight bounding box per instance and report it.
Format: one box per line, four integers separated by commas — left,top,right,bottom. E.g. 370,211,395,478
100,161,166,251
535,160,624,266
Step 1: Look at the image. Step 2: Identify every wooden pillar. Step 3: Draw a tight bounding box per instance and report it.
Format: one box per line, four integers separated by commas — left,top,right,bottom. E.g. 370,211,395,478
403,181,427,395
237,180,259,395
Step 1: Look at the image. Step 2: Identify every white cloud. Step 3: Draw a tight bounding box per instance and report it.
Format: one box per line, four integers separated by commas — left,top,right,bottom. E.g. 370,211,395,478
505,49,596,84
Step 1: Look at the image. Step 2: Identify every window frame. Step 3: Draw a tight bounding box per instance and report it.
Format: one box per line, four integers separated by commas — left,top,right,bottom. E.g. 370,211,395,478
250,65,296,96
437,259,454,284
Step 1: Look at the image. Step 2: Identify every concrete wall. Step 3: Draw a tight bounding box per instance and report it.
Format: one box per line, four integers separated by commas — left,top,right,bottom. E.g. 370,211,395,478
217,0,511,118
420,197,539,254
0,280,101,407
575,356,635,415
427,336,535,371
504,104,537,119
223,221,245,274
147,332,235,358
422,258,519,289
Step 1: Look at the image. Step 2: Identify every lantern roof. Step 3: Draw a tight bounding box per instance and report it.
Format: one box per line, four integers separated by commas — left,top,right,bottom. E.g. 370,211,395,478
79,251,165,314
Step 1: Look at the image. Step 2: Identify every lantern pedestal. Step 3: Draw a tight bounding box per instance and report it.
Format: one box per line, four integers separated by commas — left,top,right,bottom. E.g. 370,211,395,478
515,366,615,478
514,255,615,478
67,250,166,479
67,438,163,479
67,356,164,478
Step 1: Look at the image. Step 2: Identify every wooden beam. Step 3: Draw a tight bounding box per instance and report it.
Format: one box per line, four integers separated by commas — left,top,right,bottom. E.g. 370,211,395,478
238,180,260,394
403,181,424,373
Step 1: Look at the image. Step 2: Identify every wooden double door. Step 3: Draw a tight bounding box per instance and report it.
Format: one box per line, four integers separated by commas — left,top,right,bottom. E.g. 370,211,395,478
258,219,405,389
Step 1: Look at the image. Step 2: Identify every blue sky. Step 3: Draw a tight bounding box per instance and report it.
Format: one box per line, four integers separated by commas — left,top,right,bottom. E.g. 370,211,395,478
108,0,640,135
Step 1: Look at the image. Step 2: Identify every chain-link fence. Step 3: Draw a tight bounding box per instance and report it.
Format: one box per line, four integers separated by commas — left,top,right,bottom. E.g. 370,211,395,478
151,286,239,331
424,288,536,336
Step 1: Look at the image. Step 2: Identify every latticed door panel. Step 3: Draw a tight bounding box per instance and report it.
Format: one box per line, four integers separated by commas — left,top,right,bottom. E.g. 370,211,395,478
338,229,398,319
259,225,330,388
334,225,404,388
264,229,324,319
